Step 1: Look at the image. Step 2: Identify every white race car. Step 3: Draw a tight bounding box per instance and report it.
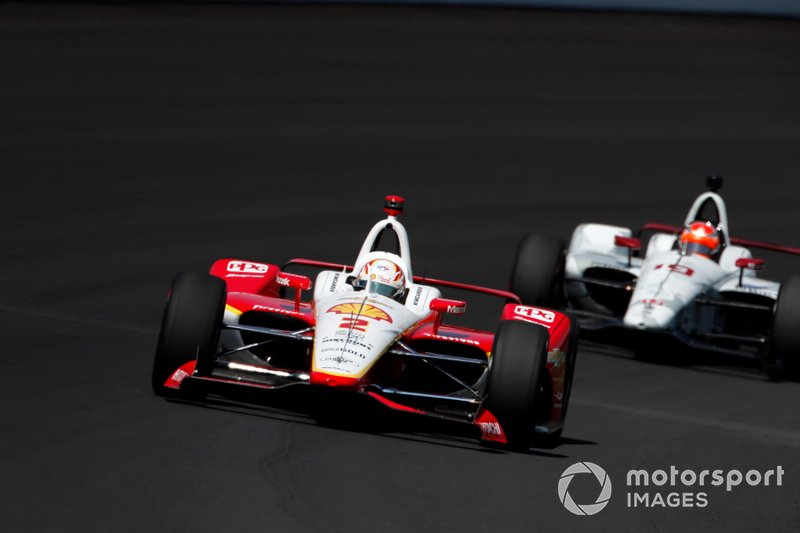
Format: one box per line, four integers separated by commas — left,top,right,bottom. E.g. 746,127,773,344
510,176,800,379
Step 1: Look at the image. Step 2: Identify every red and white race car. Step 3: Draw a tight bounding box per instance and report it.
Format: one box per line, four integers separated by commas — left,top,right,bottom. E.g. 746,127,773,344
152,196,579,450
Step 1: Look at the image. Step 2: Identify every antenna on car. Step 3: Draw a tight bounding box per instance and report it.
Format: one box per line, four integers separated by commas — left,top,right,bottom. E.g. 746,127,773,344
706,175,723,192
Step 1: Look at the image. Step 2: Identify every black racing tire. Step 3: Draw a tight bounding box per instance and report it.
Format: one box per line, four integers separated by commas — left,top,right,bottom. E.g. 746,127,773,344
557,313,580,422
152,271,226,396
510,233,566,308
485,320,551,451
767,275,800,381
528,314,580,449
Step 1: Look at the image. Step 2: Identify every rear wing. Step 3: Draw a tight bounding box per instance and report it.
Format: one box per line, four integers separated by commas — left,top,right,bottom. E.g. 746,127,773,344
639,223,800,256
283,257,522,304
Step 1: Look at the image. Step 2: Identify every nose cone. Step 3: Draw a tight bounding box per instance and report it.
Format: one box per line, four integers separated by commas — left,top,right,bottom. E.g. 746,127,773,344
623,300,678,331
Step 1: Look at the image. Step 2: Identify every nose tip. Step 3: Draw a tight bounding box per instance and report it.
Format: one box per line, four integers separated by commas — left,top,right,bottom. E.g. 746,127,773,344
624,303,674,331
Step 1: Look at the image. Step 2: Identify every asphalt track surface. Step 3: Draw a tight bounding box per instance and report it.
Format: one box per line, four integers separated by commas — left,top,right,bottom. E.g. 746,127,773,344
2,2,800,531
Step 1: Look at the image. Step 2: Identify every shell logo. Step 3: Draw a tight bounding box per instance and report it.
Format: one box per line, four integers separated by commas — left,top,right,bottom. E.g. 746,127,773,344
327,303,393,323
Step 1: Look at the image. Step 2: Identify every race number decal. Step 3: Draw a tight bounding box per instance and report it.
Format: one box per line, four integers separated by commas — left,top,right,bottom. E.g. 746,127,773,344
339,317,370,333
654,264,694,276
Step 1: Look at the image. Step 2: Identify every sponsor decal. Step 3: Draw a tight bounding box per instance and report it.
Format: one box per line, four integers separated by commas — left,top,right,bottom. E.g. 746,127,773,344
474,409,507,443
227,261,269,274
321,336,374,351
641,298,664,313
326,303,392,323
334,328,365,339
514,305,556,323
479,421,502,436
735,286,777,298
275,272,311,290
412,287,423,306
329,272,341,292
423,333,481,346
590,261,629,271
252,304,302,315
171,368,190,384
320,354,358,366
431,298,467,314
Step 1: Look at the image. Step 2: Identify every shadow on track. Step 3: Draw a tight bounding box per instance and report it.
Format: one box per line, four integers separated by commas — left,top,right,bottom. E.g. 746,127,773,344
578,331,779,383
161,380,592,456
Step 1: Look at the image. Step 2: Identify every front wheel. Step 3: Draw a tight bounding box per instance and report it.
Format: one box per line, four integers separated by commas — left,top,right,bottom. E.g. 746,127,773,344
766,275,800,381
510,233,566,308
152,271,226,396
485,320,551,451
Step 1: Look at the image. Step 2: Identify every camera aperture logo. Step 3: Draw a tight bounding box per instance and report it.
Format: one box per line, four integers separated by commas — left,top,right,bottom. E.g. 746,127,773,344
558,462,612,516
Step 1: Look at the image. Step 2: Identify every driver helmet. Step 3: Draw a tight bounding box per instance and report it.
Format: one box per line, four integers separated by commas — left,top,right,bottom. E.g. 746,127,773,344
680,221,721,257
353,255,406,300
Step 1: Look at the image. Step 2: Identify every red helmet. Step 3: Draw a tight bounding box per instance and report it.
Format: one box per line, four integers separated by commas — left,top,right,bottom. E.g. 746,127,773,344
680,221,721,257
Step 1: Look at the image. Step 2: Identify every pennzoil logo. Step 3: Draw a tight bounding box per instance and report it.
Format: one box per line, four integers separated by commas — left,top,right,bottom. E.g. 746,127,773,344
326,303,393,323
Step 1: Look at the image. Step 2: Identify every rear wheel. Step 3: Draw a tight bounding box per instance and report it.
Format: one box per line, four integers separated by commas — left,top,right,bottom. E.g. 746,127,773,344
510,233,566,307
767,275,800,381
485,320,551,451
152,271,226,396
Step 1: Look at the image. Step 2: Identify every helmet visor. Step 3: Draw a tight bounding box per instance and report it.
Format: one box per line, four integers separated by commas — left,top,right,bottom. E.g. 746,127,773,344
354,279,400,298
683,241,714,256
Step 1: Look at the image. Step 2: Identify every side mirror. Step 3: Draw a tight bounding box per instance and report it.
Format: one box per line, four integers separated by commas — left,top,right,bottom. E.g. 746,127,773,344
429,298,466,334
276,272,312,311
615,235,641,267
735,257,765,287
735,258,765,270
430,298,467,315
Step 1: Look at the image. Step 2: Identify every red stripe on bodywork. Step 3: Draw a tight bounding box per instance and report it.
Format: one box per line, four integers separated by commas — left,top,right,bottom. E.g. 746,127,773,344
367,391,426,414
226,293,314,324
310,371,360,389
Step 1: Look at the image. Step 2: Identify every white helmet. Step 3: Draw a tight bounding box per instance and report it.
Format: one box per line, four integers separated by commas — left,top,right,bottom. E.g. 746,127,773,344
353,255,406,300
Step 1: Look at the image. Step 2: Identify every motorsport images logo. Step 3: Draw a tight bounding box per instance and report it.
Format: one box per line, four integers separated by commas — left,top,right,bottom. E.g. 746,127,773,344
558,462,612,516
558,462,785,515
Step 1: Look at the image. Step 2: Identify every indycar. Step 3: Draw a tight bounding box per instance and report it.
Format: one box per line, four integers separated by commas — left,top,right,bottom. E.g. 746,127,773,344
152,195,579,450
510,176,800,379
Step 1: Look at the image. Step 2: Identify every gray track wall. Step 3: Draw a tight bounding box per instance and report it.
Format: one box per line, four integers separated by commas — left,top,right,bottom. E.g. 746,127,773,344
194,0,800,18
